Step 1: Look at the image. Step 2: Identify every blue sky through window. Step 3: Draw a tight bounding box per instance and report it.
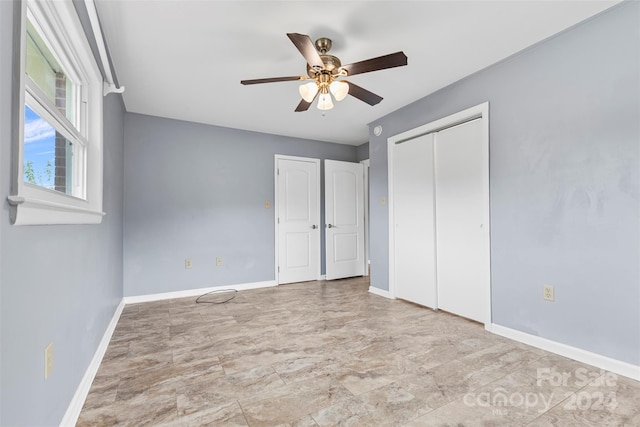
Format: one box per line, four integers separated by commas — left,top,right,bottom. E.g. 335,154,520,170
24,105,55,189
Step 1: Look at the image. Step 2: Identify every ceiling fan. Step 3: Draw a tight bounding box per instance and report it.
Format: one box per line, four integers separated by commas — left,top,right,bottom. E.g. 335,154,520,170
241,33,408,112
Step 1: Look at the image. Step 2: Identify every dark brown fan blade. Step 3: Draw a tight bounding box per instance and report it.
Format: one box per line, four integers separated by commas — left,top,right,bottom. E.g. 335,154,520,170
241,76,304,85
295,99,312,112
287,33,324,70
341,51,407,76
345,81,383,106
295,90,319,112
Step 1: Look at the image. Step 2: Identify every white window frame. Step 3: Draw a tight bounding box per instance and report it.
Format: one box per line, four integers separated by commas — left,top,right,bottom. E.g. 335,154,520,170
8,0,104,225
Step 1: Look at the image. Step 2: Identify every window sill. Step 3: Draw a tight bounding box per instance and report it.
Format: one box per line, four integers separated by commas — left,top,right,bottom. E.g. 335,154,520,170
7,195,105,225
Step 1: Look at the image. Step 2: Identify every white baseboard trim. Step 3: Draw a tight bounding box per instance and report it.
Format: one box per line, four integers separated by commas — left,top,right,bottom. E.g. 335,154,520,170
123,280,278,305
368,286,393,299
491,324,640,382
60,299,125,427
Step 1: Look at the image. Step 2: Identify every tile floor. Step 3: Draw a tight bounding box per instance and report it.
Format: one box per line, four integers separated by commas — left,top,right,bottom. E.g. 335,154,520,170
77,277,640,426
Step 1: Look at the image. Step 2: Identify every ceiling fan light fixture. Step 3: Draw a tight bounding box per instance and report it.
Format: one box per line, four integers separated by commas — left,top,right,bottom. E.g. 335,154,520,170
241,33,408,112
299,82,319,102
317,92,334,110
329,80,349,101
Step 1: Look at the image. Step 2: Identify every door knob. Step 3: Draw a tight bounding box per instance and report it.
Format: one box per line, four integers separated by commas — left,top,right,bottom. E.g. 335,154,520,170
327,224,334,228
311,224,317,229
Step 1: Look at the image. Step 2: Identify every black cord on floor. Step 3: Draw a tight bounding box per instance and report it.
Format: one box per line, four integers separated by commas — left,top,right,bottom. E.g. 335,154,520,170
195,289,237,304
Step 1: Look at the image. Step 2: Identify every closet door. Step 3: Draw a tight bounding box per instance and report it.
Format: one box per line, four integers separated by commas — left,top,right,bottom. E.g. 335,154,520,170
435,118,487,322
393,134,437,308
277,157,321,284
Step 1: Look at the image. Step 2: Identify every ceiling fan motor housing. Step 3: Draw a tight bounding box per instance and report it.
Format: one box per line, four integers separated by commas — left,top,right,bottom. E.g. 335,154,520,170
315,37,332,53
307,54,342,77
304,38,342,78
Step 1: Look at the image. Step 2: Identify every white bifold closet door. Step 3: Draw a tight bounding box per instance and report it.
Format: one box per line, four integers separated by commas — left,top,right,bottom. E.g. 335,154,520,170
393,118,487,323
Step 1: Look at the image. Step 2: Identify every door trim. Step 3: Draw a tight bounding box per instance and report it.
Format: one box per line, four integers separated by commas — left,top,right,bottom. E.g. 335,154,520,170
274,155,322,284
360,159,370,276
387,102,491,328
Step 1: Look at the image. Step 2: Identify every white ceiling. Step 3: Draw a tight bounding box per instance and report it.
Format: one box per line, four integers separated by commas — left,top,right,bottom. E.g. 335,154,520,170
95,1,619,146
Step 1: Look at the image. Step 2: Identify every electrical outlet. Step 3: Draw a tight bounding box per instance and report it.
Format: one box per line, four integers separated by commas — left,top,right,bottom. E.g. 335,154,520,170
381,196,386,206
44,342,53,379
265,200,271,209
543,285,554,301
185,259,193,269
216,256,223,266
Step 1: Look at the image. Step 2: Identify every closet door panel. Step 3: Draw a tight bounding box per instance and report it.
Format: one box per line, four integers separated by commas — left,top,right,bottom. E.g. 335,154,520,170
393,134,437,308
435,118,487,322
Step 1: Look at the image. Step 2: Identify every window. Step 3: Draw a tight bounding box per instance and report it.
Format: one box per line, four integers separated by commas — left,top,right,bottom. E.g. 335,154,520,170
8,0,104,225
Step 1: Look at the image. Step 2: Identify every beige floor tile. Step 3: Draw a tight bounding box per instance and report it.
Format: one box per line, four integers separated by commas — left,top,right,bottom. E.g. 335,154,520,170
77,277,640,427
166,400,249,427
310,396,374,426
239,377,354,426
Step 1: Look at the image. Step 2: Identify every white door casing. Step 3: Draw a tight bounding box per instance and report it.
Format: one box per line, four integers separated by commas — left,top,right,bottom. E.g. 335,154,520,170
361,159,370,276
325,160,365,280
393,133,437,308
276,156,321,284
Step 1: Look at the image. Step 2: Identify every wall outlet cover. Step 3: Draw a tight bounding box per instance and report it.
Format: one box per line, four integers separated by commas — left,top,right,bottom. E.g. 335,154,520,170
44,342,53,379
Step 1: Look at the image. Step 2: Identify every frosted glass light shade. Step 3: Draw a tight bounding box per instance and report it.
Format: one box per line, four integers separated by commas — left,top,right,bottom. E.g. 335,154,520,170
317,92,334,110
299,82,319,102
329,81,349,101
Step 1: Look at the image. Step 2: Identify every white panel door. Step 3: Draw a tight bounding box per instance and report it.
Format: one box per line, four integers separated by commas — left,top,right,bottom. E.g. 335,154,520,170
393,134,437,308
277,158,320,284
435,118,488,322
325,160,364,280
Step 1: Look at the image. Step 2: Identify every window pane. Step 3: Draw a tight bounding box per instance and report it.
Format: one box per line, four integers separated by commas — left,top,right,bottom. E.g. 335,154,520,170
24,105,73,195
26,18,77,127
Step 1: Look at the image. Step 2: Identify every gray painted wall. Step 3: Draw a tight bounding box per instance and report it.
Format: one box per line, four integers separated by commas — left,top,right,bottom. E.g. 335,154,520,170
368,2,639,365
123,114,357,297
0,1,126,424
356,142,369,162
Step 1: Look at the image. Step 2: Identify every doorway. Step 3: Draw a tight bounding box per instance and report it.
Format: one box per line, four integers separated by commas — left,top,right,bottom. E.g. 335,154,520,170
275,156,365,284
